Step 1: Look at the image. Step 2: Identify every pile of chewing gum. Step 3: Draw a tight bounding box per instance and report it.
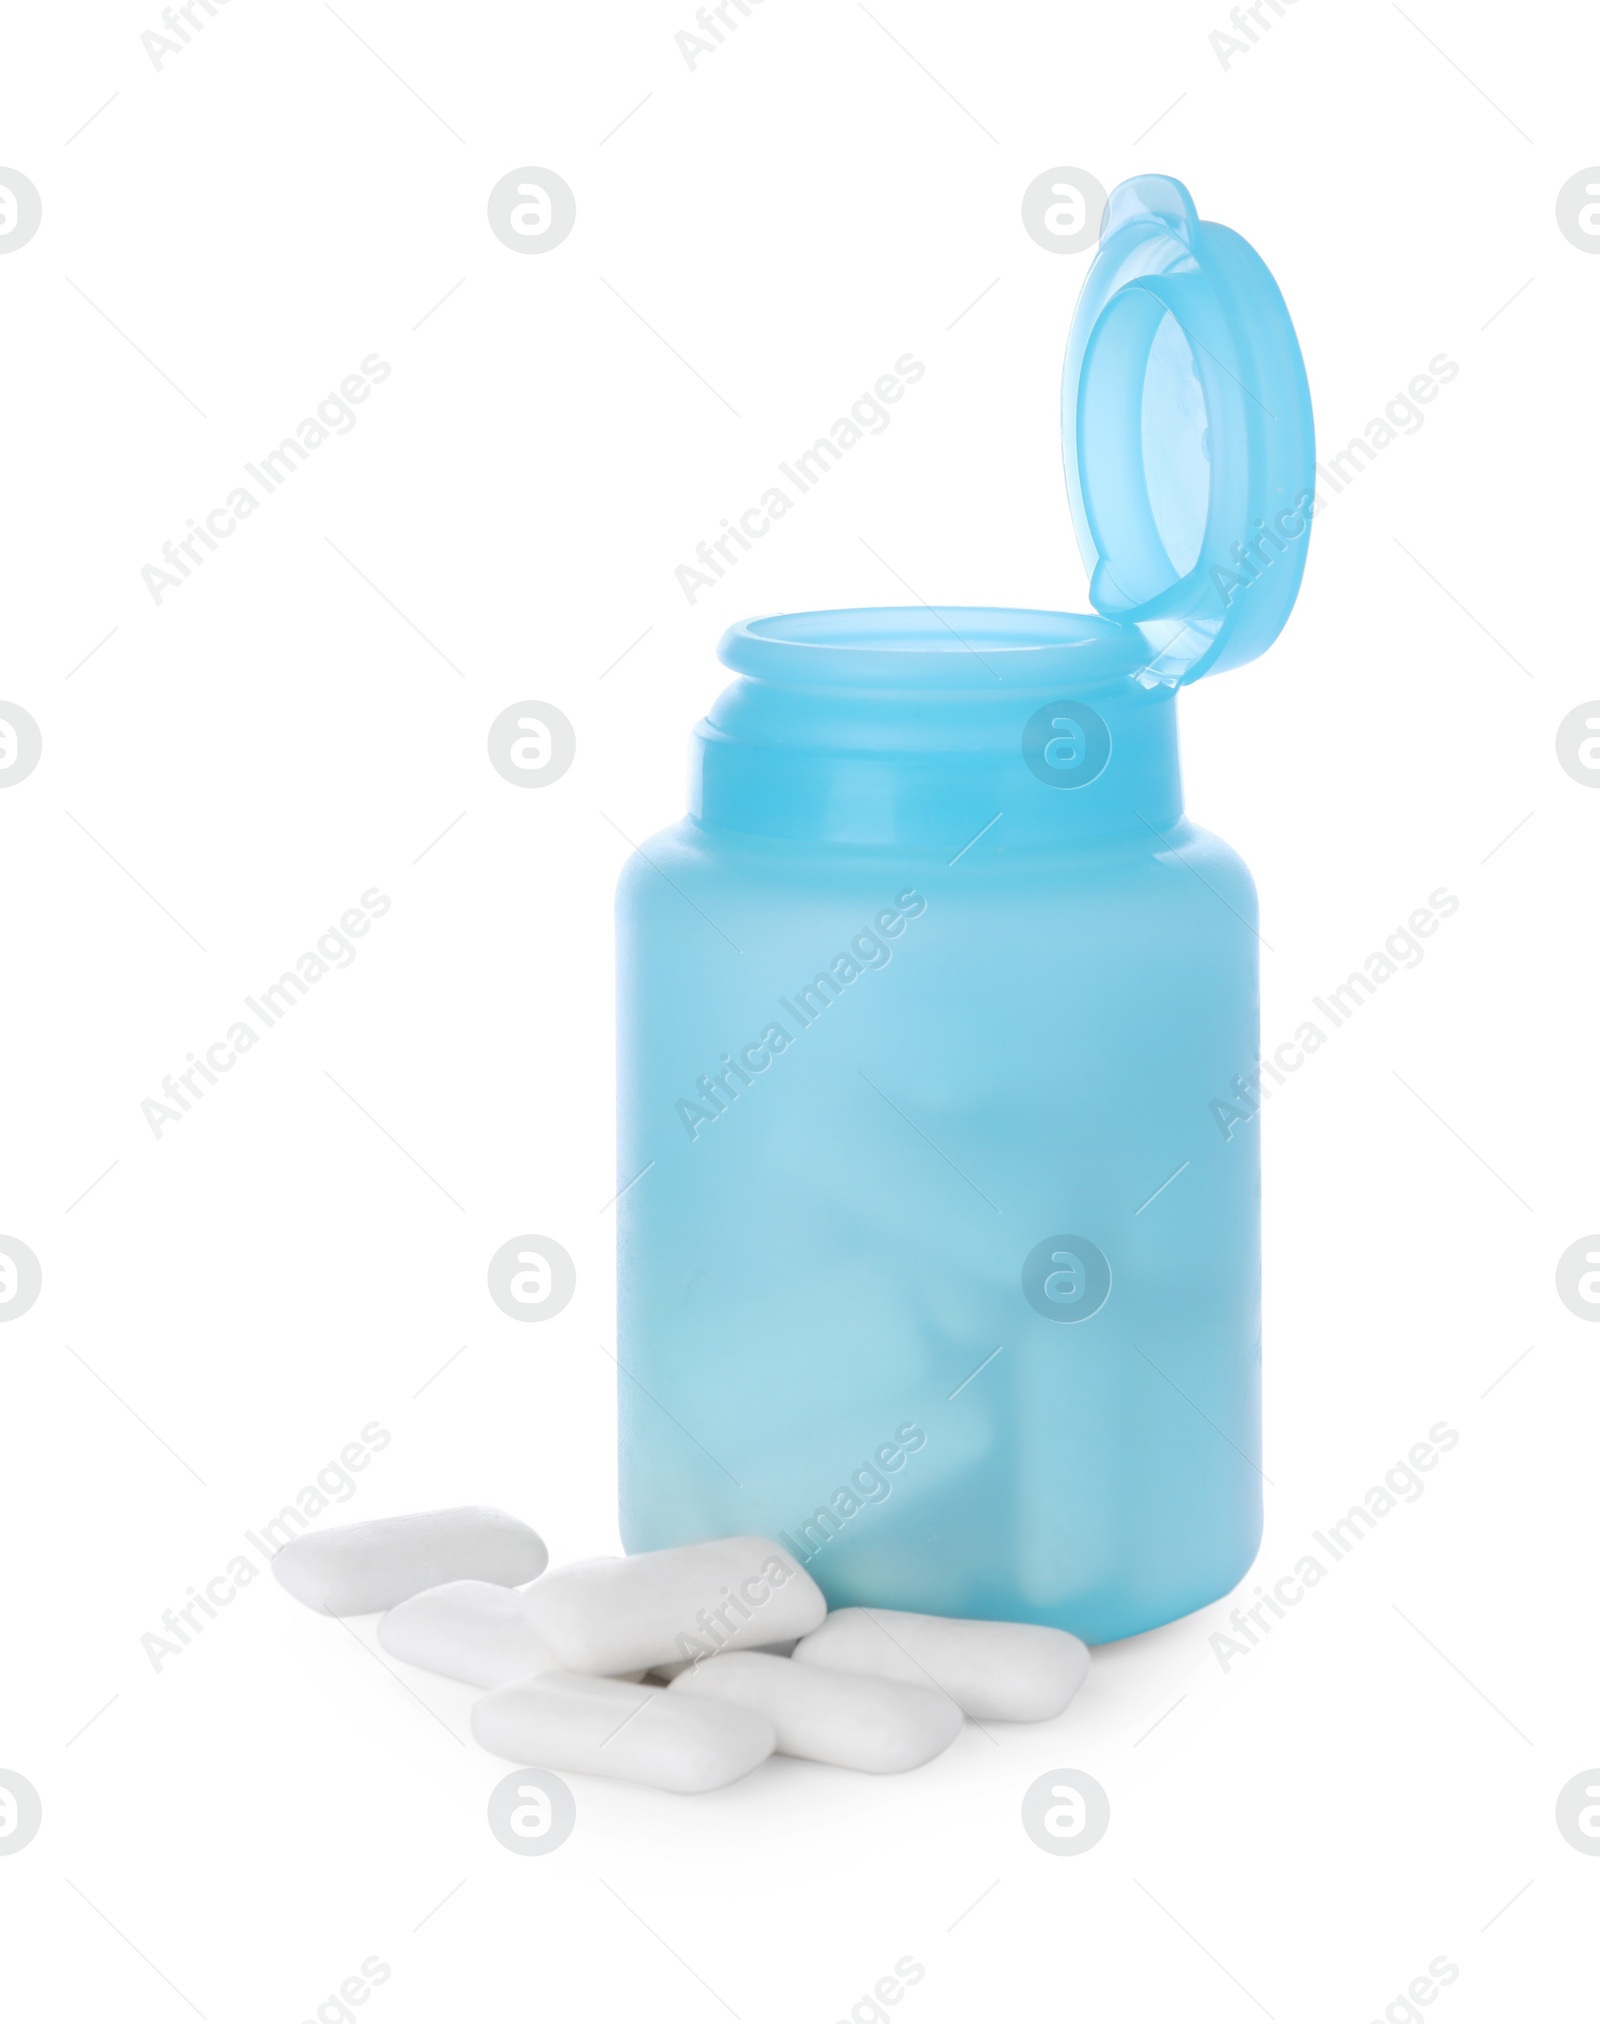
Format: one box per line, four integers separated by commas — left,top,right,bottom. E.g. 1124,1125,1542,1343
274,1507,1090,1793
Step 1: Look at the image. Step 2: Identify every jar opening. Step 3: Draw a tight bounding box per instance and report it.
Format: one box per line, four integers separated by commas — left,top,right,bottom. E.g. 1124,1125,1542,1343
720,606,1151,689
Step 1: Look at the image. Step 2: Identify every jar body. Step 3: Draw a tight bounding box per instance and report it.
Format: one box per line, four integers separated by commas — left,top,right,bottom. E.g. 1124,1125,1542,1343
615,612,1261,1645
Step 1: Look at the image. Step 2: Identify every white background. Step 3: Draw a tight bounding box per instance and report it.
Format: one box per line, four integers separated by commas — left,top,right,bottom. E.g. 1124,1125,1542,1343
3,0,1597,2017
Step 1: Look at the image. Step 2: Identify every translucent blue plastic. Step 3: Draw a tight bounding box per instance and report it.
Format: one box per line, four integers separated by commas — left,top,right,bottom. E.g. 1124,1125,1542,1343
615,179,1312,1645
1063,174,1315,685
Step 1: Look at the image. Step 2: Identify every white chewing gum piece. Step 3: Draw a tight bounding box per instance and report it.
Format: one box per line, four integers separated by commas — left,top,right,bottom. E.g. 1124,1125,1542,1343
377,1581,564,1687
521,1537,825,1675
270,1507,548,1616
649,1638,798,1684
792,1607,1090,1722
670,1651,963,1772
471,1673,775,1793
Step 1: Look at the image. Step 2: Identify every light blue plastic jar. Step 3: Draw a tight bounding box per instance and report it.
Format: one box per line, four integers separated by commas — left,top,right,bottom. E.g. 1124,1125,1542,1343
616,177,1314,1644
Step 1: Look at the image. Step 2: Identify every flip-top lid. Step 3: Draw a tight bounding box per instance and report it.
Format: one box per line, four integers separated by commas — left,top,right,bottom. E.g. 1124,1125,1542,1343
1062,174,1314,685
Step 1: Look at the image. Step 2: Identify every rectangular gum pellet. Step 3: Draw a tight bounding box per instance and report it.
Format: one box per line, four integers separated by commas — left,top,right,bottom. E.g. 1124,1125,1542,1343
471,1673,776,1793
792,1607,1091,1722
377,1581,564,1688
669,1651,963,1772
270,1508,548,1616
520,1536,825,1675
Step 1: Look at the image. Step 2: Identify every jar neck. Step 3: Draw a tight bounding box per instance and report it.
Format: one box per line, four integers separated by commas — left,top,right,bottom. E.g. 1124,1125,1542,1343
691,609,1185,850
